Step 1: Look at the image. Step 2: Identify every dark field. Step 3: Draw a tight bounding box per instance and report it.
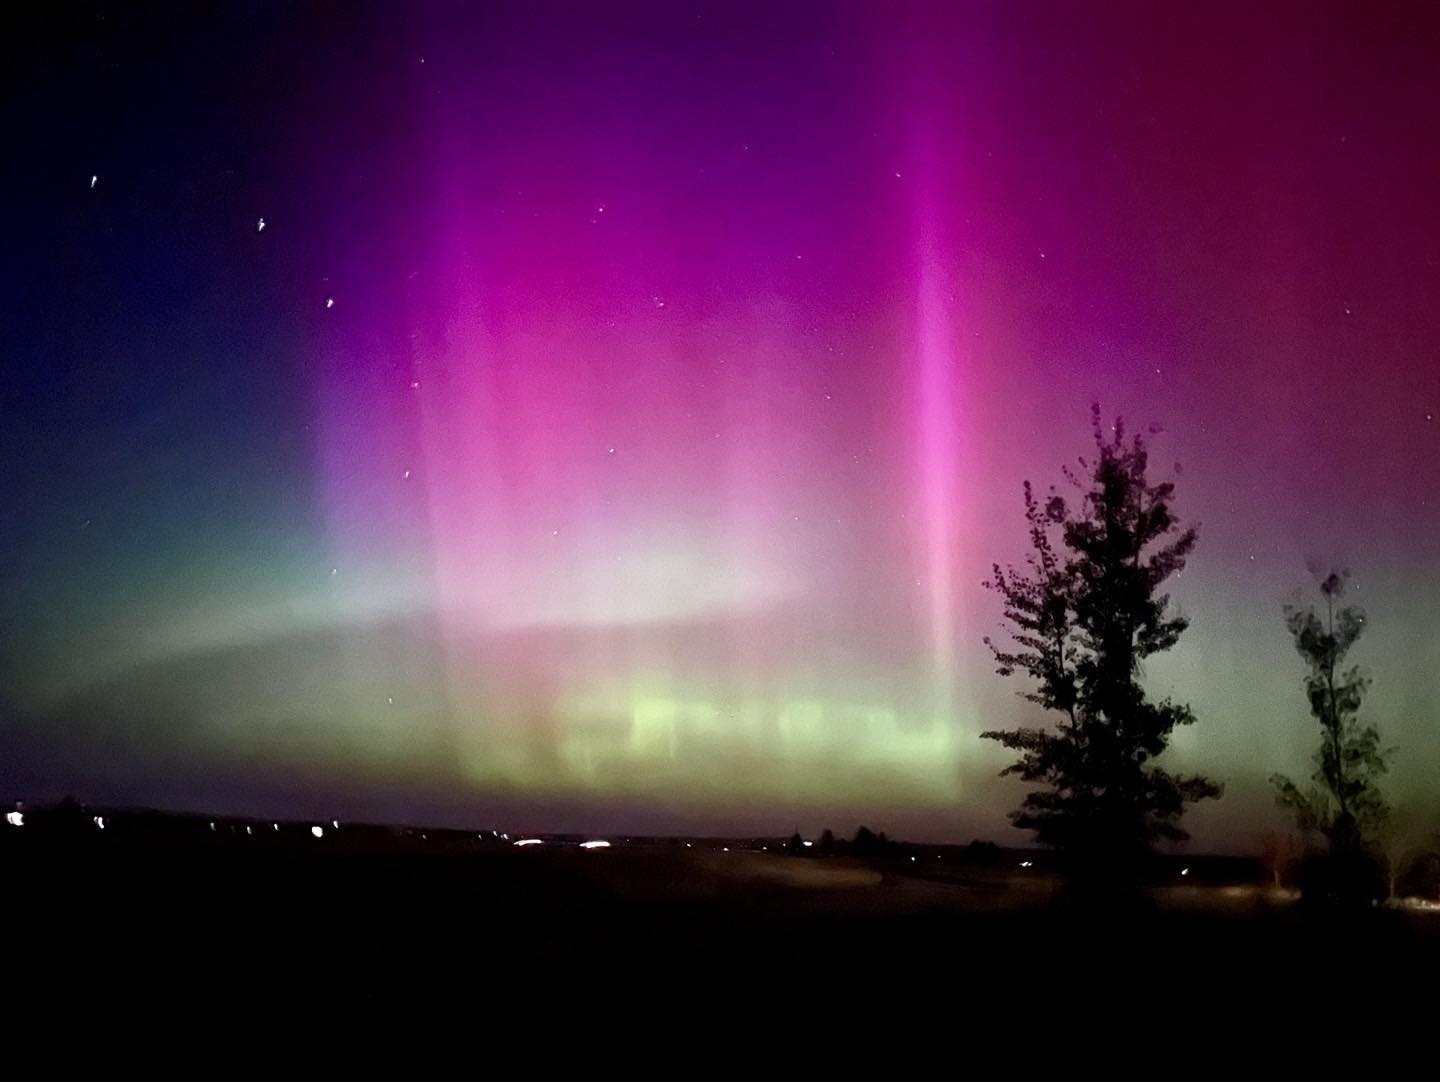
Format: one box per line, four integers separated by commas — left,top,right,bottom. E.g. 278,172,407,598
7,819,1437,1028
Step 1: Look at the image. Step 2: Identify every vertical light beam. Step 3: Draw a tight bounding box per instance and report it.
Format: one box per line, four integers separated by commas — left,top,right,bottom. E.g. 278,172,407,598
914,236,960,725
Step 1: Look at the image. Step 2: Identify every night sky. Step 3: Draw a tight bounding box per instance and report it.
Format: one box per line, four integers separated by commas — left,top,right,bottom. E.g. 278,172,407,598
3,2,1438,847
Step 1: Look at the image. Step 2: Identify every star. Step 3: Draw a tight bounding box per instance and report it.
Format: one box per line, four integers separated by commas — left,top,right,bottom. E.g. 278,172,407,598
90,175,97,189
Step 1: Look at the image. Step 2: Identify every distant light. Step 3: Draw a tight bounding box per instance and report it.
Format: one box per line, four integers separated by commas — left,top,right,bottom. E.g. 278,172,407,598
910,856,916,862
210,822,216,831
580,840,610,850
257,217,266,232
246,826,253,835
272,823,279,831
802,840,813,847
514,838,543,847
500,833,508,840
93,816,105,830
311,825,324,838
723,847,729,852
332,820,340,829
5,812,23,828
1019,860,1033,868
1180,867,1190,877
686,843,692,848
90,175,98,189
325,298,334,309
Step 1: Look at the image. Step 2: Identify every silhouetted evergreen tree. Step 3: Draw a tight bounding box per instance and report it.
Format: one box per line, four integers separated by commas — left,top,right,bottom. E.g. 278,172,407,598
981,409,1221,883
853,826,879,856
1271,570,1389,900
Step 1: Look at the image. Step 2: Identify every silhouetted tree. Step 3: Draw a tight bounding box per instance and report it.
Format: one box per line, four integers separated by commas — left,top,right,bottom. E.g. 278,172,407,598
1259,831,1304,889
39,795,89,839
853,826,879,857
819,828,836,855
1399,851,1440,901
1270,571,1389,894
1380,801,1439,903
981,409,1221,885
785,831,807,855
963,839,1001,865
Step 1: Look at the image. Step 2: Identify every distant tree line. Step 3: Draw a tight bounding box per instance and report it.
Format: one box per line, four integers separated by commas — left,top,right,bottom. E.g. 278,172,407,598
780,827,1005,866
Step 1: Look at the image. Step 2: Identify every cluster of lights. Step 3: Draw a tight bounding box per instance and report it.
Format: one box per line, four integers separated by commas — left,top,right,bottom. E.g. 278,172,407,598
579,840,610,849
5,811,23,828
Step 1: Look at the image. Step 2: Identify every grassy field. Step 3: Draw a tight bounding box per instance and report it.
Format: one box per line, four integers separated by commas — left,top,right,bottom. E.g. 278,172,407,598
6,826,1437,1025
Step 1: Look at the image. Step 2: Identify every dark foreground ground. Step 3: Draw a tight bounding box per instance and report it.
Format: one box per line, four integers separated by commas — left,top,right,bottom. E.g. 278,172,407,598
6,823,1437,1032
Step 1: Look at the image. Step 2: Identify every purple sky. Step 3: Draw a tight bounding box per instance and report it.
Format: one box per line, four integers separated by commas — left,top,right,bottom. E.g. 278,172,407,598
3,3,1438,847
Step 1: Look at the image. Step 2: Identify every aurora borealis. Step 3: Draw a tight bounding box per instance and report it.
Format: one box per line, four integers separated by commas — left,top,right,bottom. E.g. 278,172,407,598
3,2,1439,847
